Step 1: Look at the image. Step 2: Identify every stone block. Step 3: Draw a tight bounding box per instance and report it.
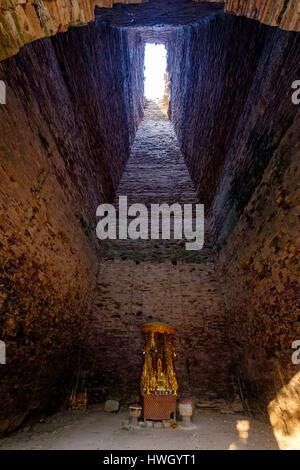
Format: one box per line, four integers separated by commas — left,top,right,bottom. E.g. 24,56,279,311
104,400,120,412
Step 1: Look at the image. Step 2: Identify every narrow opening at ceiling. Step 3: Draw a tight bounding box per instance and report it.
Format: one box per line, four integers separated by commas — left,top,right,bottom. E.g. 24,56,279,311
144,43,168,102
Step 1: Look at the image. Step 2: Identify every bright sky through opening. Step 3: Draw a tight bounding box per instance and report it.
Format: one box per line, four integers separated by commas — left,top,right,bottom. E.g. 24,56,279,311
144,43,167,100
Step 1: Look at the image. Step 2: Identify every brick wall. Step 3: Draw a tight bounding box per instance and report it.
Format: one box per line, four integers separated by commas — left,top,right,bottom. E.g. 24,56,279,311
168,15,300,246
0,22,143,433
216,109,300,429
84,260,233,402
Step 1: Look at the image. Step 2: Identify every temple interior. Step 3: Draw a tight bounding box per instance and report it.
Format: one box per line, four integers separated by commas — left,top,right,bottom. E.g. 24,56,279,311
0,0,299,450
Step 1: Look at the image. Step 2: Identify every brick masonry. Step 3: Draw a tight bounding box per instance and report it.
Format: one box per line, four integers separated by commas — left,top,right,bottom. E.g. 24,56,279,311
0,5,299,438
1,0,299,63
101,100,213,262
0,22,143,433
84,260,233,402
216,109,300,429
168,15,300,246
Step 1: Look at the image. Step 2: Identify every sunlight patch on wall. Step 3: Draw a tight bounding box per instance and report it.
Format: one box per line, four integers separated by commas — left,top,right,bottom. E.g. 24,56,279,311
268,370,300,450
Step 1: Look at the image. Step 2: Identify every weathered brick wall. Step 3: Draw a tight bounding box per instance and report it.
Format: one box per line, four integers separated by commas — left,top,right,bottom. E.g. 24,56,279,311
216,109,300,428
51,22,144,190
0,0,146,61
84,261,233,402
168,15,300,246
225,0,300,32
0,23,143,433
1,0,299,62
0,1,224,61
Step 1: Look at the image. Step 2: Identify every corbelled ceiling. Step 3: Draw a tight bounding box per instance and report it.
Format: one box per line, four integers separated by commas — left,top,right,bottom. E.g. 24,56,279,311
0,0,299,61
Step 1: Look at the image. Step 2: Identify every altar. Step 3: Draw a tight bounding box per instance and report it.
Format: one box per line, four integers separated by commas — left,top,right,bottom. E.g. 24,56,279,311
140,322,178,421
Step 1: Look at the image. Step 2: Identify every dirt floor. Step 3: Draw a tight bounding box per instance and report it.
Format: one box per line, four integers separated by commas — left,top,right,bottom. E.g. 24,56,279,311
0,405,278,450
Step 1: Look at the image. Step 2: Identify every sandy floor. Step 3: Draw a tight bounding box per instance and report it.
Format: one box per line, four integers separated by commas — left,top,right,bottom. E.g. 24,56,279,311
0,406,278,450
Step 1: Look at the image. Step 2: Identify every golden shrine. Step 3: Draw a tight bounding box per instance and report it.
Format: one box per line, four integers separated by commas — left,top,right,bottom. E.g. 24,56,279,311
140,322,178,421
